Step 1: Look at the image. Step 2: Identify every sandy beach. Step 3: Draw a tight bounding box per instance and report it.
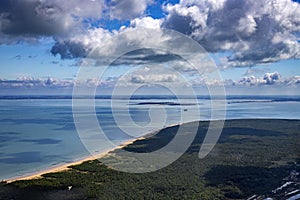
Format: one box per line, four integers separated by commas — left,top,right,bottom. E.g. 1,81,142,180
6,137,146,183
5,123,181,183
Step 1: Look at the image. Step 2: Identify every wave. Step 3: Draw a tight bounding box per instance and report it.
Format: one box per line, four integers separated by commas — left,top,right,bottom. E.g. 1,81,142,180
0,95,300,102
228,98,300,104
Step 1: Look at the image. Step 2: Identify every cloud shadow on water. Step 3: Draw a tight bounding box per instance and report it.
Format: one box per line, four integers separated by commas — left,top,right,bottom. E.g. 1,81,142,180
0,152,44,164
0,152,61,164
18,138,61,145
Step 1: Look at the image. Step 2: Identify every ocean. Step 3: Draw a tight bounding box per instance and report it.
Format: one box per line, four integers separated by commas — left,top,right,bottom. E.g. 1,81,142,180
0,95,299,180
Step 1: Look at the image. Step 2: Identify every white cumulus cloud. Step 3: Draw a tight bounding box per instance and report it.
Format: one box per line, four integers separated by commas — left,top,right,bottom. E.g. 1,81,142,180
0,0,299,70
108,0,153,20
163,0,300,67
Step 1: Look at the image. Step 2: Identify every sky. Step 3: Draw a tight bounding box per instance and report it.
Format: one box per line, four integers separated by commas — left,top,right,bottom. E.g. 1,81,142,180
0,0,299,95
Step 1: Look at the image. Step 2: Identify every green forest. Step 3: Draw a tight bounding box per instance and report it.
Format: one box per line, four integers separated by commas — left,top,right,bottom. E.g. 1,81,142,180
0,119,299,200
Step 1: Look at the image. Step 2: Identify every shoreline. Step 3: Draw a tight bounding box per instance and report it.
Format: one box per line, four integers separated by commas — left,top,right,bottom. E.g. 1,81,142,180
5,123,182,183
6,136,147,183
5,119,298,183
1,119,299,199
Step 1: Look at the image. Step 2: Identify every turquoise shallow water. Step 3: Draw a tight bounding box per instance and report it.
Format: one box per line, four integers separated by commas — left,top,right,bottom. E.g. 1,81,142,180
0,96,299,180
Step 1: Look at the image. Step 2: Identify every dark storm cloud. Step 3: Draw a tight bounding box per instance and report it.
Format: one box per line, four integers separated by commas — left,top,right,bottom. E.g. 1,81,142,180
109,49,183,66
0,0,72,38
0,0,104,43
51,41,89,59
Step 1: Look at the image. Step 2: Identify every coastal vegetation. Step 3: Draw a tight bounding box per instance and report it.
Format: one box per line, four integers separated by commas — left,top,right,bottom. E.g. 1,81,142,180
0,119,299,199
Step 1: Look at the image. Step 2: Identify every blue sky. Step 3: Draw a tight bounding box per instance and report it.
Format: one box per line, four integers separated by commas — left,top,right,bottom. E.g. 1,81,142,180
0,0,299,95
